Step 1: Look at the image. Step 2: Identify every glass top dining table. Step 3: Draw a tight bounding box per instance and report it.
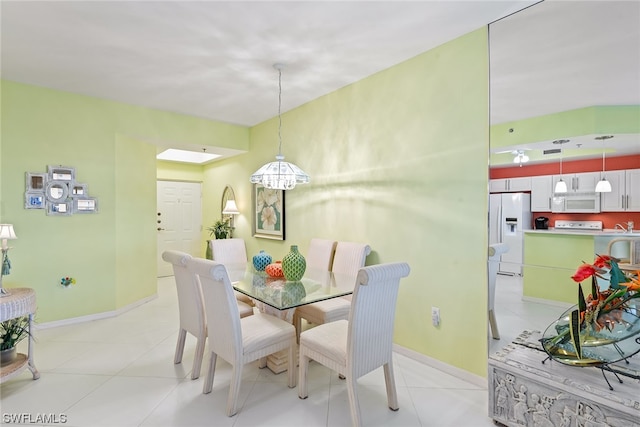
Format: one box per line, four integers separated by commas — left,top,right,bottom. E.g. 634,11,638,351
224,263,356,312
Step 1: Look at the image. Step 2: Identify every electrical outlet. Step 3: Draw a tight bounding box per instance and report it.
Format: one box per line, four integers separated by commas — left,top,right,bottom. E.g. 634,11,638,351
431,307,440,326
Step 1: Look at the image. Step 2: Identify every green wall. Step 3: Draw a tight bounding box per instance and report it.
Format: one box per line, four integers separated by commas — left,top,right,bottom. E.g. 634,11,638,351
1,27,490,377
0,81,248,322
203,28,491,376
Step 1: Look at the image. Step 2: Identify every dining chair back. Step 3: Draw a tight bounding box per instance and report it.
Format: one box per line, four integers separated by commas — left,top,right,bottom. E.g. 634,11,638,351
488,243,509,340
298,262,410,427
210,238,254,306
187,257,296,417
293,241,370,342
210,238,248,263
331,241,372,276
305,238,337,271
161,250,207,380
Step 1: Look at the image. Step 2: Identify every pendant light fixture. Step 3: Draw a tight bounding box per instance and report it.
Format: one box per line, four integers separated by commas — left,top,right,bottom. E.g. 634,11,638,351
554,140,569,193
250,64,310,190
595,135,613,193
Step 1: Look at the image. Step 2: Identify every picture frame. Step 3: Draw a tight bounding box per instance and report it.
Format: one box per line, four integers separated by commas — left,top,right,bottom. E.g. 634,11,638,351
46,200,72,216
73,197,98,214
25,191,45,209
25,172,47,191
47,165,75,181
252,184,285,240
70,183,88,197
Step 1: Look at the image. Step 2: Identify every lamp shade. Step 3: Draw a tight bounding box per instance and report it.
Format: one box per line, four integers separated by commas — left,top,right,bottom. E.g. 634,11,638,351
595,179,612,193
250,155,310,190
222,200,240,215
554,179,568,193
0,224,16,240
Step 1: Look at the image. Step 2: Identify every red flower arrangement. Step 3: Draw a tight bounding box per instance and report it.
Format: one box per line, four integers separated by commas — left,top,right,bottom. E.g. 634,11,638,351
570,254,639,332
542,254,640,366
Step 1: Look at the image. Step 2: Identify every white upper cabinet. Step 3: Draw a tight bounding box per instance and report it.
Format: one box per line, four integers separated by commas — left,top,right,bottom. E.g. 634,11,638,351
489,177,531,193
601,169,640,212
552,171,601,193
530,175,553,212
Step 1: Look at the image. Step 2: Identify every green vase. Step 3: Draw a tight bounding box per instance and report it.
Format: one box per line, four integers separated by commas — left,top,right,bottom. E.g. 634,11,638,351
282,245,306,281
205,240,213,260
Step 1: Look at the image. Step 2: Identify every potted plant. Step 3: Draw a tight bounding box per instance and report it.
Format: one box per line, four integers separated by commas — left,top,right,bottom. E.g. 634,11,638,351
208,218,232,240
0,316,30,366
205,218,232,259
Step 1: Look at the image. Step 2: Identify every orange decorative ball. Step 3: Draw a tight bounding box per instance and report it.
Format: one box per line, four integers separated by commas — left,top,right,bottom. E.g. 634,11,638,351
265,261,284,278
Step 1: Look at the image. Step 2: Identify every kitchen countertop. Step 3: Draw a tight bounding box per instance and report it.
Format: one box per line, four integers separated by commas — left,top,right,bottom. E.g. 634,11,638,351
525,228,640,236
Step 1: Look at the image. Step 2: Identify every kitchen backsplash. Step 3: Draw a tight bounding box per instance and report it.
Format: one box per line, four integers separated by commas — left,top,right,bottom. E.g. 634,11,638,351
531,211,640,230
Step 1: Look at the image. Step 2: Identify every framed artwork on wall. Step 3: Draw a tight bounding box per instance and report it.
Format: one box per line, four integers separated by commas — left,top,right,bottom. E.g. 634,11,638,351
25,192,45,209
252,184,285,240
73,197,98,213
25,166,98,215
25,172,46,191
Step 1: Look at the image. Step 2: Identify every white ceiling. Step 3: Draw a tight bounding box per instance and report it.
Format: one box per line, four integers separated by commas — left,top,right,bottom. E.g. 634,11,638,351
1,0,535,128
1,0,638,161
489,0,640,162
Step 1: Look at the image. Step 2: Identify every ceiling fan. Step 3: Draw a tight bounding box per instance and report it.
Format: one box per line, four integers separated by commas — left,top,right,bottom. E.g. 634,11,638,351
493,148,532,164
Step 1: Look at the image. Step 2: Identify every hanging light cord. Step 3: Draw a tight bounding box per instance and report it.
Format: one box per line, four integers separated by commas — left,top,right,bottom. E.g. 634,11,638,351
559,149,563,175
277,67,283,158
601,148,606,174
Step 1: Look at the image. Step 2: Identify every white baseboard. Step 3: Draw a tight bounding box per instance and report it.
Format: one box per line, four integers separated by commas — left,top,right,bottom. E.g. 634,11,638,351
393,344,487,389
34,293,158,330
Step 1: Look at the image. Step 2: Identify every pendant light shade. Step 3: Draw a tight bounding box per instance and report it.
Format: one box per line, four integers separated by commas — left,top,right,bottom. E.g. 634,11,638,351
554,148,567,193
595,135,613,193
250,155,310,190
595,178,612,193
555,179,568,193
250,64,310,190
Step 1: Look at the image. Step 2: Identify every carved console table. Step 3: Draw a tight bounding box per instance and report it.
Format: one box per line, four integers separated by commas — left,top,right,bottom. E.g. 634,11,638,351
0,288,40,384
489,331,639,427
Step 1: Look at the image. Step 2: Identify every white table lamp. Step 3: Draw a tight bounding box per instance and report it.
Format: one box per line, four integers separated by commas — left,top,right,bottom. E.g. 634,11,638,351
223,200,240,230
0,224,17,297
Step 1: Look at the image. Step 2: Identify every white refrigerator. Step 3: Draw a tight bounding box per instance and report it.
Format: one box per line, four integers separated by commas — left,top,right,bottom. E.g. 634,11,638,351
489,193,532,275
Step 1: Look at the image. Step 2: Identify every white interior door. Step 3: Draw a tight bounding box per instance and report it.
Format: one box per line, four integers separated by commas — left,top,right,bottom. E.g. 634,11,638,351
157,181,202,277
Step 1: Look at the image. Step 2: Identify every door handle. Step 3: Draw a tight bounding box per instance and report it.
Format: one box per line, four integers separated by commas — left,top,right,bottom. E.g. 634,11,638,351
157,227,165,231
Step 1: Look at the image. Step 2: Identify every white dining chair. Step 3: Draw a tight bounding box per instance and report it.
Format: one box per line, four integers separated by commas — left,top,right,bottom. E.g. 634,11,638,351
291,239,337,339
488,243,509,340
162,251,253,380
293,241,370,342
161,250,207,380
298,262,410,427
306,238,337,271
187,257,296,417
210,238,254,307
210,238,247,263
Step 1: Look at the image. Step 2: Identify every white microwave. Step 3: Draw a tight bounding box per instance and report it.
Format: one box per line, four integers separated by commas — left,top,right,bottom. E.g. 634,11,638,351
551,194,601,213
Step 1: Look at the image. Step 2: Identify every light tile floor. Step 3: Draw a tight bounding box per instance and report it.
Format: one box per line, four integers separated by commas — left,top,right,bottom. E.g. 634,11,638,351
2,274,565,426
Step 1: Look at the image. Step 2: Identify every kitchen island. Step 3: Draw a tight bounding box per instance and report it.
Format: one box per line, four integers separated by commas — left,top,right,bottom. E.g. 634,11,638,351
522,228,640,304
